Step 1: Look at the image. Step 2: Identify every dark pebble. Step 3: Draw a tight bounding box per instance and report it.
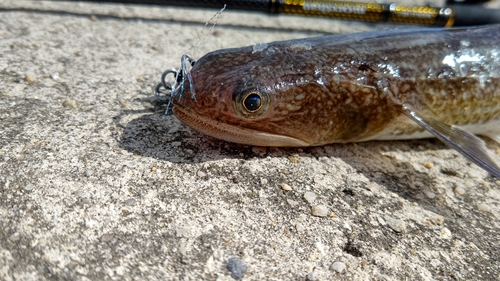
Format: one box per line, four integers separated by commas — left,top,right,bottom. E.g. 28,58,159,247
226,256,247,280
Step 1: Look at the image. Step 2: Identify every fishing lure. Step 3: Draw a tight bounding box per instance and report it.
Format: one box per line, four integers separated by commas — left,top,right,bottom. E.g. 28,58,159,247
156,25,500,177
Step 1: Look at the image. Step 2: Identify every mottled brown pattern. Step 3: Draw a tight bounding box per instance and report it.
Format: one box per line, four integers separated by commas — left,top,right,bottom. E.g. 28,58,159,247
172,25,500,146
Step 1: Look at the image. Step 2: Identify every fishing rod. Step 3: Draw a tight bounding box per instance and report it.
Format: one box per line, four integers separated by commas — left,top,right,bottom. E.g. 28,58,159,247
42,0,500,26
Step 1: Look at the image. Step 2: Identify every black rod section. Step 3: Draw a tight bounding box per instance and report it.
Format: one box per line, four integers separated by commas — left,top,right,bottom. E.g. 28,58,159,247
41,0,500,26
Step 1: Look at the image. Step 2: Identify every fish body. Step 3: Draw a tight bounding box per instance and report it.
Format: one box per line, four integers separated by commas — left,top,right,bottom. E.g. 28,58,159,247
168,25,500,176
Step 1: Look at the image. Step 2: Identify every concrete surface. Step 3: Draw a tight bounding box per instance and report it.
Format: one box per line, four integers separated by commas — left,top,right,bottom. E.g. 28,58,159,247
1,0,500,280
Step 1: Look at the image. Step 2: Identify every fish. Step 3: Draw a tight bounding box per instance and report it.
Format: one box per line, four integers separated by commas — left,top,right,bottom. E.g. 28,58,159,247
160,25,500,177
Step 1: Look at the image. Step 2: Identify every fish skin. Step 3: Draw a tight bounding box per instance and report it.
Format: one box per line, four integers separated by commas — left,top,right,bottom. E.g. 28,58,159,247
171,25,500,149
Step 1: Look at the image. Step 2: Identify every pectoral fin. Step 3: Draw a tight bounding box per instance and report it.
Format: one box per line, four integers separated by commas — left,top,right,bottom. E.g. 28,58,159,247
485,134,500,145
402,104,500,178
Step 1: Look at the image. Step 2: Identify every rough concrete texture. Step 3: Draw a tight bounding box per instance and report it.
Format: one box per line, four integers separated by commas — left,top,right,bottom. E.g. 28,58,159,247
1,0,500,280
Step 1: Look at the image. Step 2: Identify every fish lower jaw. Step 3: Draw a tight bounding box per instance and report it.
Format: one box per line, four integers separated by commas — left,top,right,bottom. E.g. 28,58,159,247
173,107,311,147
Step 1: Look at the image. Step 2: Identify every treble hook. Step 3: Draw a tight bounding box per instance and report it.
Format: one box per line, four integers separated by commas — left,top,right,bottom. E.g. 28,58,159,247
154,55,197,114
180,54,197,99
154,68,180,101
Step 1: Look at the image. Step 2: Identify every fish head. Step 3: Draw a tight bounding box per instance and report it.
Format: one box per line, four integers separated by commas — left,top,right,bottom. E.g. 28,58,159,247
172,44,390,146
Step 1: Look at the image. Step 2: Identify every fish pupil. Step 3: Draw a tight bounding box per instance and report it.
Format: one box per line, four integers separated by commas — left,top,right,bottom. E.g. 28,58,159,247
243,93,262,112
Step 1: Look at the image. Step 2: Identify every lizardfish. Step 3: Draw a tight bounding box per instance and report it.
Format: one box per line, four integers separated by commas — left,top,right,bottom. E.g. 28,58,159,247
156,25,500,177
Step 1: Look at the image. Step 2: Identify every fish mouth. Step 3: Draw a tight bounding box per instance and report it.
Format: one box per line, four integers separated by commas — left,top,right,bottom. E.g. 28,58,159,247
173,106,311,147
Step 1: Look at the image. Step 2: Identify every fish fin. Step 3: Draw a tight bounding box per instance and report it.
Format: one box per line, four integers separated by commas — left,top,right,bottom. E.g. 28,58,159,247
484,134,500,145
401,105,500,178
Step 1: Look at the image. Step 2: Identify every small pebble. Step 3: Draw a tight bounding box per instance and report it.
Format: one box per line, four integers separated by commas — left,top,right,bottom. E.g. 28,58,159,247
315,241,326,254
365,183,380,193
280,183,292,191
50,72,59,80
423,161,434,169
311,205,329,217
260,178,268,186
168,126,179,134
171,141,182,147
197,170,206,177
25,75,35,83
468,170,481,178
305,272,317,281
101,234,114,242
454,184,466,195
9,233,20,242
441,167,459,176
288,154,299,163
226,256,247,280
151,167,157,172
477,203,491,212
424,191,436,199
62,99,77,108
464,181,475,188
430,216,444,225
304,191,317,204
440,228,452,239
377,216,386,225
331,261,346,273
25,183,33,191
287,199,299,207
136,76,146,82
384,216,406,232
295,222,305,232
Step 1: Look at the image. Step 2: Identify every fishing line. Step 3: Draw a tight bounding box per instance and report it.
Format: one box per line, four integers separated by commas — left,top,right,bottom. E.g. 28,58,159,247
193,4,226,59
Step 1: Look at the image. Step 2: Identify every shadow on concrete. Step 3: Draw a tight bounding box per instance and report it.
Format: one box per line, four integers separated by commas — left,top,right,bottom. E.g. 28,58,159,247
114,103,478,217
0,6,339,35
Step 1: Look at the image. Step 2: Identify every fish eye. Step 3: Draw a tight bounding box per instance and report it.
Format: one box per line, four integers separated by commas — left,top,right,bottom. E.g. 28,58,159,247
233,87,270,118
242,92,262,112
